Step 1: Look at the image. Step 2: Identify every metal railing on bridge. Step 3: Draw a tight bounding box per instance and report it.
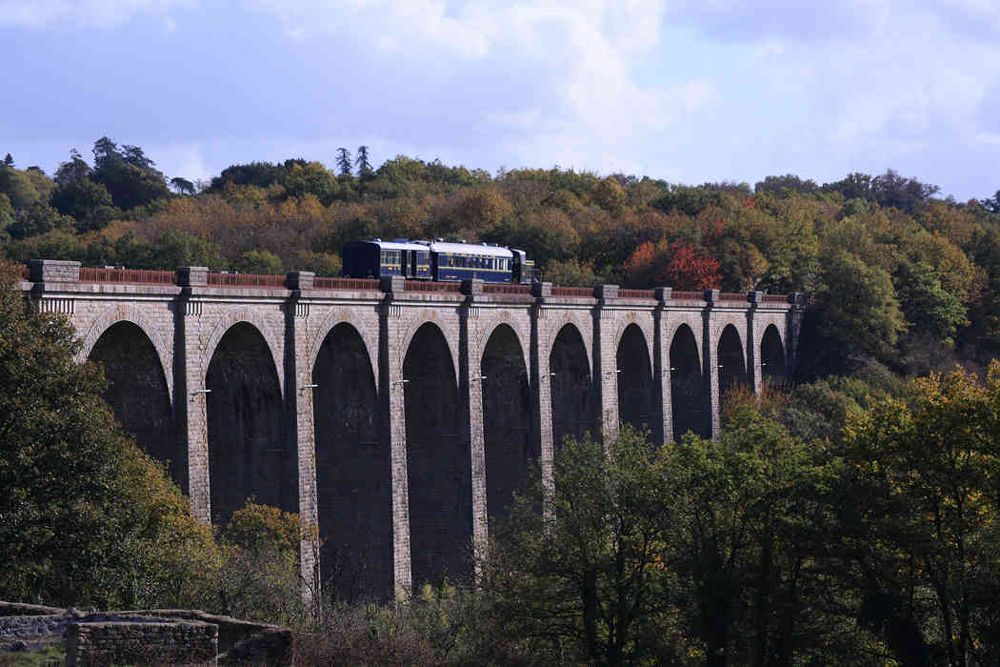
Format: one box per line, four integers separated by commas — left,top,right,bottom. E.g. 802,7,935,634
79,267,175,285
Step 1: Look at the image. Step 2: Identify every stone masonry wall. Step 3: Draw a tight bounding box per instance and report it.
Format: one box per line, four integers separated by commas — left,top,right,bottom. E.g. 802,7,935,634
66,620,218,667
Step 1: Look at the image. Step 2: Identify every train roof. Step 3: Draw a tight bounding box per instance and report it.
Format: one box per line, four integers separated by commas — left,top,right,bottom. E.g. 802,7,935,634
428,241,514,258
347,239,429,252
349,239,517,258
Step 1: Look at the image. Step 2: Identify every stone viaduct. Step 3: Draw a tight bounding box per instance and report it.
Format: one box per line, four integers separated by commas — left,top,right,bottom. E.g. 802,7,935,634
18,259,804,600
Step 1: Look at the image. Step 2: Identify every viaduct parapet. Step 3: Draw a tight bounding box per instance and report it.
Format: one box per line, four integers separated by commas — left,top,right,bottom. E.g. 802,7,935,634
17,259,804,600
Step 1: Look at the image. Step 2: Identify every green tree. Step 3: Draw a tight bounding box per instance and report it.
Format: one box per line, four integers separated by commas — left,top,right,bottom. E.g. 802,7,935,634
842,368,1000,665
0,262,216,607
355,146,373,180
216,503,304,626
169,177,196,196
8,202,74,239
282,161,338,205
664,409,858,664
894,260,967,345
0,163,43,210
91,137,170,210
335,148,353,178
51,177,117,232
483,428,676,665
0,193,12,232
808,251,906,371
237,249,283,274
148,228,225,269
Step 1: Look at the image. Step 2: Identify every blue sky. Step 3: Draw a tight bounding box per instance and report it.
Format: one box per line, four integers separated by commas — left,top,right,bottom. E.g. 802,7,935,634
1,0,998,199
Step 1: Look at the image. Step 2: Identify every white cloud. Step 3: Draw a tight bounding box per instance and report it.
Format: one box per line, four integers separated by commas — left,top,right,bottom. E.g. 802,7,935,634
0,0,192,28
250,0,713,174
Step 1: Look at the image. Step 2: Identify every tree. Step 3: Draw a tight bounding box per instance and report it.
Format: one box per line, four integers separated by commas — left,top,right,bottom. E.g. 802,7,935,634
663,409,855,664
623,240,722,290
91,136,170,210
51,177,116,232
8,203,74,239
336,148,353,178
842,368,1000,665
237,249,283,275
593,176,626,215
282,161,338,205
148,229,225,269
170,177,196,196
893,260,967,345
0,262,217,607
811,251,906,366
755,174,819,196
0,194,12,232
355,146,373,180
483,428,676,665
3,153,12,167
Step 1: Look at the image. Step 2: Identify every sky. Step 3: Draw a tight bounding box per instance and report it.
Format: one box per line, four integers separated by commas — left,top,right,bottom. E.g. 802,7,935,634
1,0,998,200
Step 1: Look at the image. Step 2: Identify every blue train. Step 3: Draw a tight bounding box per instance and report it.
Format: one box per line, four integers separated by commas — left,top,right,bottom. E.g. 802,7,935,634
342,239,537,284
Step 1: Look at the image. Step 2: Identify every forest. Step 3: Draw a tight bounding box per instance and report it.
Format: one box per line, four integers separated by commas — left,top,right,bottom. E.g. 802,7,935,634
3,137,1000,379
3,139,1000,664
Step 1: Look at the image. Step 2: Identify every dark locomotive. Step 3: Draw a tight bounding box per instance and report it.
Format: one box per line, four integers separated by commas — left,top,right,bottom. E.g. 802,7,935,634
342,239,537,284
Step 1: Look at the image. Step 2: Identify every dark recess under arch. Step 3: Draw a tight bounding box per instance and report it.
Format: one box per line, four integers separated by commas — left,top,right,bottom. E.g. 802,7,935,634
313,323,390,601
404,323,472,588
481,324,534,525
550,324,595,447
670,324,709,440
206,322,292,526
89,321,176,479
617,324,656,438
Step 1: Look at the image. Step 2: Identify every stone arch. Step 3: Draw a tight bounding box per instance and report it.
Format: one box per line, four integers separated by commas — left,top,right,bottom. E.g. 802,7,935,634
201,310,284,397
398,315,460,389
475,314,530,378
78,305,173,399
206,322,292,526
670,324,709,440
550,322,596,447
403,322,472,588
616,323,656,437
612,317,655,373
717,324,749,398
481,323,534,525
761,324,788,387
308,309,378,387
88,321,177,479
313,322,390,601
544,312,594,363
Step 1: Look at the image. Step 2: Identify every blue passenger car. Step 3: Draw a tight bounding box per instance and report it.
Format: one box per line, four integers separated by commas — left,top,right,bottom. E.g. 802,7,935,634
342,238,537,284
429,241,514,283
342,239,432,279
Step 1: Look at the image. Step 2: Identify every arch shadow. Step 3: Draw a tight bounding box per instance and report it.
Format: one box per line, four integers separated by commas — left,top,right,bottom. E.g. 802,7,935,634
670,324,709,440
206,322,293,526
761,324,788,388
481,324,534,525
617,324,656,439
314,323,391,602
89,321,177,479
404,322,472,588
718,324,749,400
550,324,596,447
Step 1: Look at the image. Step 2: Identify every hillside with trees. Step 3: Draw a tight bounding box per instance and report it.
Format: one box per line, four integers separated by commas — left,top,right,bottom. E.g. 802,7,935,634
3,138,999,380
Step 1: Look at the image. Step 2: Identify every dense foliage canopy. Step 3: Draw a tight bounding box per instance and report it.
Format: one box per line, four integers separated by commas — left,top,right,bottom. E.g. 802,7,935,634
4,139,999,378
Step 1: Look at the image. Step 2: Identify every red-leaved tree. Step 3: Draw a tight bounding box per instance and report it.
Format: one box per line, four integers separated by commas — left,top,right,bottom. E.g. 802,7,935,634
624,240,721,290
